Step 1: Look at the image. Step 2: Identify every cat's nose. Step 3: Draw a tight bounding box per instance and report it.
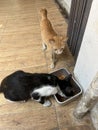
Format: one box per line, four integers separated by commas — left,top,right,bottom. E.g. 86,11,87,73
57,50,63,54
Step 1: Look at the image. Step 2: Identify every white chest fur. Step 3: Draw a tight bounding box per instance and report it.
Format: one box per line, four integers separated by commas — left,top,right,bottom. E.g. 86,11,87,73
33,85,58,96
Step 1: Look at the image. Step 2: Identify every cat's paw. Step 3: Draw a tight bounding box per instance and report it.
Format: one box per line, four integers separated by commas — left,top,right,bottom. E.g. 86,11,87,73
42,44,47,51
58,90,66,97
59,92,66,97
43,100,51,107
50,63,55,69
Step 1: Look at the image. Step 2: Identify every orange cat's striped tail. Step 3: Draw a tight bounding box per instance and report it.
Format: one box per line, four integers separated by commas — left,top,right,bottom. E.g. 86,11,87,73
40,8,48,19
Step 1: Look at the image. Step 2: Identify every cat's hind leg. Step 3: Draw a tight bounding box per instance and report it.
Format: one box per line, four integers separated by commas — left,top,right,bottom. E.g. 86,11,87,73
50,50,56,69
43,99,51,107
31,93,51,107
39,97,51,107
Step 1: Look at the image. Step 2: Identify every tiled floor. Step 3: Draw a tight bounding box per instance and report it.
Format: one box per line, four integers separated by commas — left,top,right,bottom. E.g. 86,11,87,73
0,0,95,130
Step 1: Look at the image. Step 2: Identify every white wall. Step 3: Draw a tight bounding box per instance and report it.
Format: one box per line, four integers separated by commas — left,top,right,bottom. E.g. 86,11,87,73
57,0,72,14
63,0,72,13
74,0,98,91
64,0,72,9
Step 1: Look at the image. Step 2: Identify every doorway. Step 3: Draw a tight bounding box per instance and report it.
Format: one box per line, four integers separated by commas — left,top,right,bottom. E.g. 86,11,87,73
67,0,93,60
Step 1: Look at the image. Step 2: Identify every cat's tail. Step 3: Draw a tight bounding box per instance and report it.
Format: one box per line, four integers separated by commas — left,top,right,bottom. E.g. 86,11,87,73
40,8,48,19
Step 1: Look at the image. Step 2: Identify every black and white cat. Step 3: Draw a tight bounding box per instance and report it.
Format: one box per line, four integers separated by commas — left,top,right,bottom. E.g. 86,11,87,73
0,70,73,107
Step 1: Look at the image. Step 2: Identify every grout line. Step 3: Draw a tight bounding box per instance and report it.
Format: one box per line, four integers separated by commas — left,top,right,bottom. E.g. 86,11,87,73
35,1,61,129
54,103,61,130
0,64,48,72
0,16,8,43
34,1,49,71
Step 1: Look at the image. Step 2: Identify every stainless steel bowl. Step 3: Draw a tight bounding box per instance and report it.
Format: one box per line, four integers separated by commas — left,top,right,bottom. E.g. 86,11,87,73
50,68,82,105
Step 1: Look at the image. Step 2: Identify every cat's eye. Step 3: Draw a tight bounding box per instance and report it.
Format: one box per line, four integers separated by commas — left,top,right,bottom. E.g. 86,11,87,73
54,49,57,51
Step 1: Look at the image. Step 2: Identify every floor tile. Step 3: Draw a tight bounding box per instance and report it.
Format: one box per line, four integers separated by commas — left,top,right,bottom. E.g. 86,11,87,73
60,125,94,130
55,100,93,129
0,104,58,130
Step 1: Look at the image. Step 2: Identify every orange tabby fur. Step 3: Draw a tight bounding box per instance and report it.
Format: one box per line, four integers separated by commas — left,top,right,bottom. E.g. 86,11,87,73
40,8,68,68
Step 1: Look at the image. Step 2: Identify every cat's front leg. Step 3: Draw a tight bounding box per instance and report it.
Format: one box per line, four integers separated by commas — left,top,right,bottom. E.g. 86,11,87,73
58,90,66,97
57,87,66,97
50,63,55,69
50,50,56,69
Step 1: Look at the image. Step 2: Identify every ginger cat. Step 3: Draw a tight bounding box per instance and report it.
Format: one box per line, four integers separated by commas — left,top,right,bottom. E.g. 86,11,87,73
40,8,68,68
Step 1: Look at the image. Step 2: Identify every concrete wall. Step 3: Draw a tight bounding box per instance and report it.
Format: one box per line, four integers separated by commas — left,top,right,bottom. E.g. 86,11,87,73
56,0,72,14
74,0,98,91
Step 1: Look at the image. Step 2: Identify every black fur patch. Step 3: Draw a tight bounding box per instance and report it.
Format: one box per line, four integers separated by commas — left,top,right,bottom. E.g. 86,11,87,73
0,70,58,101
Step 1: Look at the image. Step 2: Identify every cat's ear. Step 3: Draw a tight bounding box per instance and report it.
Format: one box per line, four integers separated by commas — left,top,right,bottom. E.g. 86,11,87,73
49,39,55,44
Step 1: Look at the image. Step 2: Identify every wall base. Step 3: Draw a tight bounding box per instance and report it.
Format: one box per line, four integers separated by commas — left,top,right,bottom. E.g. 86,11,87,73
55,0,71,18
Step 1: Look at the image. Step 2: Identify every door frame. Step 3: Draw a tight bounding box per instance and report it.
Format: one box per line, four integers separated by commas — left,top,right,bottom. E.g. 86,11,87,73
67,0,93,61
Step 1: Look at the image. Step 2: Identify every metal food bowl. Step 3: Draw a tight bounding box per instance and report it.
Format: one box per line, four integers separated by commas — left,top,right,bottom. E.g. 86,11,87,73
50,68,82,105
